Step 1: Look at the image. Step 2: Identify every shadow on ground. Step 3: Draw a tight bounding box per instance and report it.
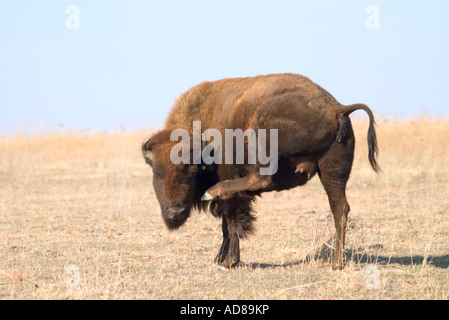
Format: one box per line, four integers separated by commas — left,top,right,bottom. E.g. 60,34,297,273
249,236,449,269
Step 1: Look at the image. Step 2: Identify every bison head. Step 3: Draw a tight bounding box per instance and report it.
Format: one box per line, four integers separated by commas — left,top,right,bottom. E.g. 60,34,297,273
141,129,200,230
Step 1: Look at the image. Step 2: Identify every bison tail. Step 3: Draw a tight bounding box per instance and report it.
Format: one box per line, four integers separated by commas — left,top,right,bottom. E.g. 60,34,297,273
338,104,380,173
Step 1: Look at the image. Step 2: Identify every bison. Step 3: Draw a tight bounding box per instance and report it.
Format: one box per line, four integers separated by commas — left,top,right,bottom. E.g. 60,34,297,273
142,73,379,270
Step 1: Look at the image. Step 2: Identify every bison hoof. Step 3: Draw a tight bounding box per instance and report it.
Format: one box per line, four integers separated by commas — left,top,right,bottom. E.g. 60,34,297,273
215,260,245,269
201,192,215,201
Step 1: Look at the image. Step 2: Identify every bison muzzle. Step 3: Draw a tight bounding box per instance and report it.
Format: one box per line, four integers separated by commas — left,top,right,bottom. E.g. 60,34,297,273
142,73,379,270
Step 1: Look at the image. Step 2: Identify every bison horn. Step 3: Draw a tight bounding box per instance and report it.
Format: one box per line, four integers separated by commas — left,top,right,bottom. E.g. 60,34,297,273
142,137,153,164
142,137,151,149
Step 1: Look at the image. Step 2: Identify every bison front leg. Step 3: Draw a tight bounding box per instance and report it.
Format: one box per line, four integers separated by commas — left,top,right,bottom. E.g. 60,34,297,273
214,196,256,268
214,216,240,268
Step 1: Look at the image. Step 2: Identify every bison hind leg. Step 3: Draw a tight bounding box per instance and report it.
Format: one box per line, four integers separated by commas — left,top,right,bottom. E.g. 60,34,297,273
317,140,354,270
201,174,272,201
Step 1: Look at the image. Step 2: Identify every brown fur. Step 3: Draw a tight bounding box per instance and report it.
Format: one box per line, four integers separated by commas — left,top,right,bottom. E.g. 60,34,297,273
142,73,379,269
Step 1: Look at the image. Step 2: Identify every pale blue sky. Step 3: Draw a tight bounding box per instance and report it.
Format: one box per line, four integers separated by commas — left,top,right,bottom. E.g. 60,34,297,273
1,1,448,134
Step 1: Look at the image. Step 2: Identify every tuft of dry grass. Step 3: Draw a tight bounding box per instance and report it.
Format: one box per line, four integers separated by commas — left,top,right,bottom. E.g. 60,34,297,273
1,119,449,299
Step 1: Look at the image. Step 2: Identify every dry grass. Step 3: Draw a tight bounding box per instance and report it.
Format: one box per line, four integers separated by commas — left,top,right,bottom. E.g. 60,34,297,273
1,118,449,299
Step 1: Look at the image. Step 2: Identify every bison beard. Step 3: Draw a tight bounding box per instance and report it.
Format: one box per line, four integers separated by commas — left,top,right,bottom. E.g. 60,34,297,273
142,73,379,270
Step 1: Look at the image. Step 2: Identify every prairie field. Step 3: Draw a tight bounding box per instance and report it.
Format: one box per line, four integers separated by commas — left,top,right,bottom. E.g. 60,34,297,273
1,118,449,300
